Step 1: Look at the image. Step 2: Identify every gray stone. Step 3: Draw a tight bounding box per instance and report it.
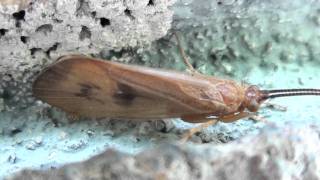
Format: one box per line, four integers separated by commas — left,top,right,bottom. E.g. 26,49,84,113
2,0,320,179
7,126,320,180
0,0,175,109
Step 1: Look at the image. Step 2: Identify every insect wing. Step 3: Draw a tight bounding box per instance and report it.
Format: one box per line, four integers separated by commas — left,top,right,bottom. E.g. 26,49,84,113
33,56,216,119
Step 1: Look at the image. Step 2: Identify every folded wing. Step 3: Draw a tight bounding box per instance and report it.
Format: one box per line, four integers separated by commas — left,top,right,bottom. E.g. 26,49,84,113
33,55,227,119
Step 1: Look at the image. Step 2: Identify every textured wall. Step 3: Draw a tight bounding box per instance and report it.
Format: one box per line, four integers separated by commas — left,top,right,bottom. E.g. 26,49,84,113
171,0,320,76
1,0,320,179
2,0,320,109
0,0,175,109
8,127,320,180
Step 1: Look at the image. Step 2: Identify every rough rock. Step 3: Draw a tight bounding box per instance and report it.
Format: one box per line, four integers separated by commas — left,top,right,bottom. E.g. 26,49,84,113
2,0,320,179
0,0,175,109
7,126,320,180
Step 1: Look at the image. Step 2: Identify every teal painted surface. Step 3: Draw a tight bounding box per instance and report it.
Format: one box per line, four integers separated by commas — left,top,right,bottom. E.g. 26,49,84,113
2,0,320,178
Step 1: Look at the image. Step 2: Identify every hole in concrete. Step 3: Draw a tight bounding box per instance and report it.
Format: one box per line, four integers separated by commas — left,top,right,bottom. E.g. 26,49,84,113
2,88,12,99
102,49,128,60
53,18,63,23
20,36,29,44
30,48,42,56
46,43,60,57
147,0,154,6
36,24,53,35
9,128,22,136
91,11,96,18
124,9,135,20
0,29,8,37
210,53,218,62
100,18,110,27
12,10,25,28
124,9,131,16
79,26,91,40
12,10,25,21
217,1,222,5
221,54,229,61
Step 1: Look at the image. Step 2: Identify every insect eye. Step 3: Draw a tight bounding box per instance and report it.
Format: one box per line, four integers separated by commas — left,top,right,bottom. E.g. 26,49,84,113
247,100,259,112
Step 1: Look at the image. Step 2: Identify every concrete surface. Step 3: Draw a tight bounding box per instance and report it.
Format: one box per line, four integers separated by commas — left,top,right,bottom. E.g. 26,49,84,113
0,0,174,109
1,0,320,179
7,126,320,180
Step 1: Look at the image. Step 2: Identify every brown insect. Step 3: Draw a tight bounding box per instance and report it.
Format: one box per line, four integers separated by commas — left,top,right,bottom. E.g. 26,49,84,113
33,34,320,140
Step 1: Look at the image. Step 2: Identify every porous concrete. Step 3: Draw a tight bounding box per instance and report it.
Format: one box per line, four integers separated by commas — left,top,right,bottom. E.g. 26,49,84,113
1,0,320,179
7,126,320,180
0,0,175,109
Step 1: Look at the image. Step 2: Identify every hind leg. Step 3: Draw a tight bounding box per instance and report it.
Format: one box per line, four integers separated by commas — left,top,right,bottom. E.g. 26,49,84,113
180,119,218,143
180,112,254,143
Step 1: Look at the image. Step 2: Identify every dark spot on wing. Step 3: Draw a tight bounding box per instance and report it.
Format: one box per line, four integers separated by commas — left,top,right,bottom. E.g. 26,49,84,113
75,83,92,97
113,83,136,106
75,83,104,104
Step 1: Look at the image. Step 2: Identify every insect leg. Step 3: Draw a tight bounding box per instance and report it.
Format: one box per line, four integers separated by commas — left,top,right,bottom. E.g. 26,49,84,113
180,112,254,142
180,119,218,143
173,32,199,75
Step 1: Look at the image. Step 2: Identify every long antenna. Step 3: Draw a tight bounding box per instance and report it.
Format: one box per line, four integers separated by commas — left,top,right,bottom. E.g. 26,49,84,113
260,88,320,100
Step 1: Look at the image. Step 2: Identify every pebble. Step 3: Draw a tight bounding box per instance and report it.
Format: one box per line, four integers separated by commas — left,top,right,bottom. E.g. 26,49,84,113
67,140,87,151
25,137,42,150
59,131,67,140
86,129,95,137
